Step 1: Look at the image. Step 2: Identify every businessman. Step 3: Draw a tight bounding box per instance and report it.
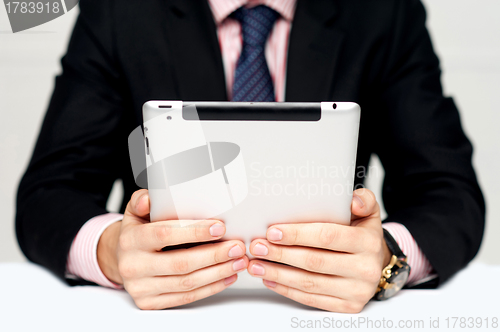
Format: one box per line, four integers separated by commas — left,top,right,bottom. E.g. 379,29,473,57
16,0,485,312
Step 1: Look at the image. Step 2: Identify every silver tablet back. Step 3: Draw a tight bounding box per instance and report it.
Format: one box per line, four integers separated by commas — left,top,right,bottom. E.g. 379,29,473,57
143,101,360,288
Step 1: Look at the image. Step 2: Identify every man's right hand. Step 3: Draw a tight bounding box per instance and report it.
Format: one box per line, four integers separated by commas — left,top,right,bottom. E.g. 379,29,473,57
97,189,248,310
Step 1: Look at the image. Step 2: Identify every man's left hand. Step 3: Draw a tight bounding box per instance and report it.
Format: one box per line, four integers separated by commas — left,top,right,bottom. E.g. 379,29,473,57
247,188,392,313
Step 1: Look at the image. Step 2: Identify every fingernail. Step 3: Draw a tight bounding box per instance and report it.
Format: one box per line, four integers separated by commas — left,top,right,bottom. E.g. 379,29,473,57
228,245,244,258
135,192,147,209
253,243,269,256
251,263,265,276
268,228,283,241
209,223,224,237
263,280,277,288
232,258,246,271
353,195,364,209
224,274,237,285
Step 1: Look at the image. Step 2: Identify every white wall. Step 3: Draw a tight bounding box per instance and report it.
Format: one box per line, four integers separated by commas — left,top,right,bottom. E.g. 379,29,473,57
0,1,499,264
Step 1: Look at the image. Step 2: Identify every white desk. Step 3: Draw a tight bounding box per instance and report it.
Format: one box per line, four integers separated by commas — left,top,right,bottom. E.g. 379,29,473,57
0,262,499,332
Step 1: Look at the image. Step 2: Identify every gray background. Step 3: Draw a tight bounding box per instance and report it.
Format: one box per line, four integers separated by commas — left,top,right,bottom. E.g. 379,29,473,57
1,1,499,264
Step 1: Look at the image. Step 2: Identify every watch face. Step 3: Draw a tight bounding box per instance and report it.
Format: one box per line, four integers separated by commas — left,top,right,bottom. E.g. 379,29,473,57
385,268,409,298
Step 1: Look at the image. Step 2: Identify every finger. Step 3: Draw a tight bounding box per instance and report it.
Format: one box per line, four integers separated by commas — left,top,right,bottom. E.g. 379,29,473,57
128,219,227,251
119,240,247,278
135,275,238,310
127,256,249,298
249,239,359,277
266,222,366,253
351,188,379,219
262,280,364,313
248,260,377,302
123,190,150,224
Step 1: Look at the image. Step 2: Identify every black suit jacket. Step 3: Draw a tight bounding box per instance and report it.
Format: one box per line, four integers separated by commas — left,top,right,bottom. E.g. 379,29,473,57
16,0,485,288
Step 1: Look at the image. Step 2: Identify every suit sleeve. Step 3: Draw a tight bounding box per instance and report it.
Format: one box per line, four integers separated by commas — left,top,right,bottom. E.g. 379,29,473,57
15,0,132,284
374,0,485,286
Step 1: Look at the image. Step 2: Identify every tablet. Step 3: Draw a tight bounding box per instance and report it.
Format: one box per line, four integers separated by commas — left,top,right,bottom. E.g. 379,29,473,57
142,101,360,288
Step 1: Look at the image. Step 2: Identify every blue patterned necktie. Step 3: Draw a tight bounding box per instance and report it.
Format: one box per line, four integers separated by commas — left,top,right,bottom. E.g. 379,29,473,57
231,5,279,102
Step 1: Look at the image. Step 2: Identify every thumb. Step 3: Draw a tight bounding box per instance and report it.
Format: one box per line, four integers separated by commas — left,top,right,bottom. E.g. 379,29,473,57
124,189,150,222
351,188,379,220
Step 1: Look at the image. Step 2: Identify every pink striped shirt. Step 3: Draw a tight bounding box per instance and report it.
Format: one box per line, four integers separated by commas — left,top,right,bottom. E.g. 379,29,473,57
67,0,434,289
66,213,123,289
382,223,435,285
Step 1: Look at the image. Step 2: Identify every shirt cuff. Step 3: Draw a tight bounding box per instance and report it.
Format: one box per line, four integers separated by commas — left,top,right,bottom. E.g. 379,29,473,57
66,213,124,289
382,222,436,287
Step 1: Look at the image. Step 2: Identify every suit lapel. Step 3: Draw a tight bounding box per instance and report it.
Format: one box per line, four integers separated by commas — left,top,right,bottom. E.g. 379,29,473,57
286,0,344,102
164,0,227,101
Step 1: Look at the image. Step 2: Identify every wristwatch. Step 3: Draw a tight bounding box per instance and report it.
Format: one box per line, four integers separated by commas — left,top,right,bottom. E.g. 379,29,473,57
373,229,411,301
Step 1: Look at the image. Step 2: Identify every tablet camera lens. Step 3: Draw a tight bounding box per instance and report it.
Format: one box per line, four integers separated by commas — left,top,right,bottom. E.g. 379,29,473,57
333,103,337,109
167,116,172,120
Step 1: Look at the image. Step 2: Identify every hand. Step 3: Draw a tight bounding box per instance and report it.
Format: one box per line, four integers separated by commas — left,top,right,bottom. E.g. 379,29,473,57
97,189,248,310
247,188,392,313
